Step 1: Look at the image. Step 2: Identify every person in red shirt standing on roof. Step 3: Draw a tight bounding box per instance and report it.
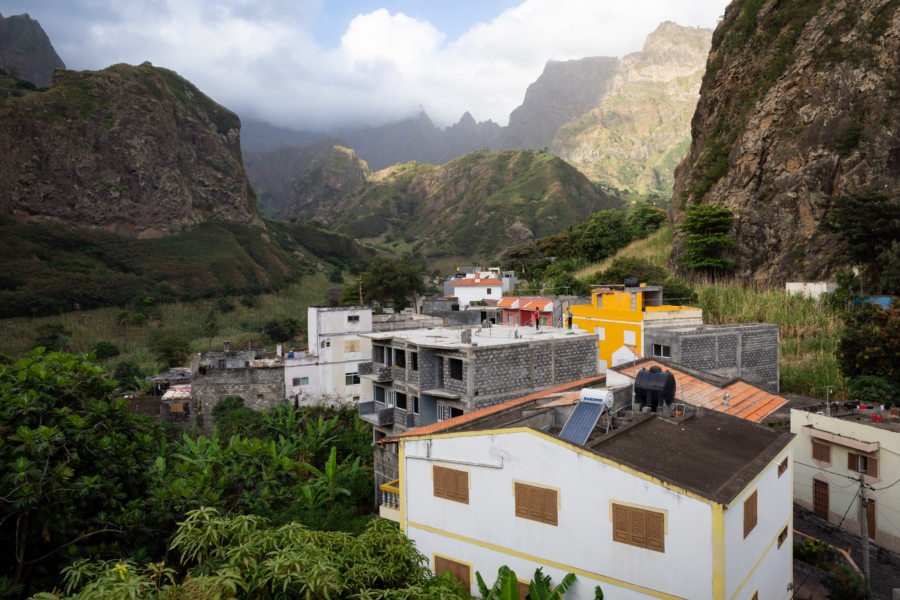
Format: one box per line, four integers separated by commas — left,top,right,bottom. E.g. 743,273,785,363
534,307,540,330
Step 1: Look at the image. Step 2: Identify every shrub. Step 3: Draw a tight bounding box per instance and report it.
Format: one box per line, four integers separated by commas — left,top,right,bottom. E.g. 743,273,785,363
823,564,866,600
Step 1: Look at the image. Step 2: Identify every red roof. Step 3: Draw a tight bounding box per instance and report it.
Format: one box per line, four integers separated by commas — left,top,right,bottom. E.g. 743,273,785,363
522,299,552,311
498,297,553,310
616,360,787,423
450,278,502,287
386,375,606,441
497,297,519,308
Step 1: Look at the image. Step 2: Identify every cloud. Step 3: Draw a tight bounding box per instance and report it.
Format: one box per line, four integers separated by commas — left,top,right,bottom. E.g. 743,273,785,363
8,0,730,130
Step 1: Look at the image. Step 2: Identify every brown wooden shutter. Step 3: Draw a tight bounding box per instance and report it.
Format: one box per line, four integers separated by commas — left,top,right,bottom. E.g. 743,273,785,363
813,479,829,519
848,452,858,471
868,456,878,478
631,508,647,546
434,556,470,589
743,491,758,538
646,510,665,551
434,466,468,504
613,504,629,543
517,580,530,600
515,482,557,525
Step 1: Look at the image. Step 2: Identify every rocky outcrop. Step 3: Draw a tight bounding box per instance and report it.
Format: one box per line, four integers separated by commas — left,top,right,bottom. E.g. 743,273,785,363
0,62,263,238
670,0,900,284
551,23,711,198
282,145,369,220
0,12,65,88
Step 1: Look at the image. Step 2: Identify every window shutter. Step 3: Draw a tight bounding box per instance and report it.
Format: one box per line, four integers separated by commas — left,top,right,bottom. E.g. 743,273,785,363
631,509,647,546
515,482,557,525
613,504,629,543
517,581,530,600
542,487,558,525
434,466,468,504
743,491,758,538
848,452,858,471
868,457,878,478
646,511,665,551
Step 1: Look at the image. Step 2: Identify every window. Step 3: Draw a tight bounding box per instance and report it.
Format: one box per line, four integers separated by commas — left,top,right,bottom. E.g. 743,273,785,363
437,404,451,421
292,376,309,386
344,340,361,353
630,293,636,311
373,345,384,363
743,490,758,538
812,440,831,464
517,581,530,600
412,396,419,414
449,358,463,380
433,465,469,503
507,314,514,324
813,479,829,518
395,349,406,368
321,339,330,348
612,503,665,552
623,330,636,345
345,372,360,385
396,392,407,410
848,452,879,477
217,359,226,368
778,456,789,477
410,352,418,370
386,390,394,408
347,314,360,323
652,344,671,358
778,525,789,548
515,482,558,526
486,288,492,294
434,556,470,589
596,327,605,340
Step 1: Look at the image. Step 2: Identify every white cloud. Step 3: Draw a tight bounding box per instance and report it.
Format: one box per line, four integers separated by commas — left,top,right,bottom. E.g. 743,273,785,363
20,0,730,130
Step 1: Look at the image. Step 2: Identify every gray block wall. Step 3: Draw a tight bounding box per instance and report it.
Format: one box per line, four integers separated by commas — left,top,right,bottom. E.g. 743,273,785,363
644,324,779,392
191,367,285,432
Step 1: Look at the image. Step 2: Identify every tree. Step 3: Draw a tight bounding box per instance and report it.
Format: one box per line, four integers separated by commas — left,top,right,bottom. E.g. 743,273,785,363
626,204,668,238
263,318,301,342
838,304,900,402
571,210,633,263
677,204,735,272
33,323,72,352
357,255,425,309
113,360,144,392
91,341,120,362
150,335,191,368
0,350,164,591
476,566,576,600
203,310,219,350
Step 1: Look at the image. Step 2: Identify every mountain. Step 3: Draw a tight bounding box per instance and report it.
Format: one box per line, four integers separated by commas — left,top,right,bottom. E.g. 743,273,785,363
242,22,710,203
551,22,711,198
0,12,65,88
291,149,622,261
670,0,900,284
0,62,262,238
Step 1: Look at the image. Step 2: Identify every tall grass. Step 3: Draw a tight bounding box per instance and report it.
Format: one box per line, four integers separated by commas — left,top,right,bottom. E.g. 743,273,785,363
574,227,848,399
0,273,336,373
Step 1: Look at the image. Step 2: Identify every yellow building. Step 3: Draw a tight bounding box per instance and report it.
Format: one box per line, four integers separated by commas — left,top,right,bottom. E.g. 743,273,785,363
569,284,702,369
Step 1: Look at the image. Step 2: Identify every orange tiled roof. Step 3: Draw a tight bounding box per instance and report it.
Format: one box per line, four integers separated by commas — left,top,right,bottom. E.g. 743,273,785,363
387,375,606,441
450,278,502,287
616,360,787,423
522,299,553,311
497,297,519,308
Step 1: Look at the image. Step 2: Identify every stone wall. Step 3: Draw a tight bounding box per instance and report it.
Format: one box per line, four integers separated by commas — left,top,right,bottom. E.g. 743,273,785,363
645,324,779,392
191,366,285,432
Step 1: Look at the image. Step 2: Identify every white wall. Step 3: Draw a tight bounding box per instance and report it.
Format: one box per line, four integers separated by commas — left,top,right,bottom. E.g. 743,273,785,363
723,446,794,600
452,284,501,308
785,282,837,299
403,431,715,600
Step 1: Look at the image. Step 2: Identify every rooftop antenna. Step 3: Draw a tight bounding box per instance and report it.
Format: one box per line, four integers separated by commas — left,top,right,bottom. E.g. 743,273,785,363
826,385,833,416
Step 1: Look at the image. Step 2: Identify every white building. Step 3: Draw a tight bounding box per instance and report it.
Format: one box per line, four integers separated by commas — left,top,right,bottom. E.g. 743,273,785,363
283,306,372,405
448,277,502,308
380,389,795,600
791,406,900,553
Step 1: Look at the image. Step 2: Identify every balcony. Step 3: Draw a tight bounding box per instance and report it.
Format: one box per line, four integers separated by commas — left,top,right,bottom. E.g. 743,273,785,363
379,479,400,522
358,401,395,426
360,362,392,382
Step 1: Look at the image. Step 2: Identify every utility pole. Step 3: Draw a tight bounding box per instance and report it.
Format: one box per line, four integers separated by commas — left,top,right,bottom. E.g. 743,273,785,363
358,275,363,305
860,474,871,599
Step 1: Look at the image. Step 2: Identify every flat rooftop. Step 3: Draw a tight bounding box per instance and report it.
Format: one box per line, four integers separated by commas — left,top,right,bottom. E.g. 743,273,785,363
362,324,594,349
394,377,793,505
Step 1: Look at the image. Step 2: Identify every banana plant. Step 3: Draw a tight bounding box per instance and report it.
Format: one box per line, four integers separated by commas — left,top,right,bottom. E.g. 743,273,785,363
475,566,577,600
476,565,520,600
528,567,576,600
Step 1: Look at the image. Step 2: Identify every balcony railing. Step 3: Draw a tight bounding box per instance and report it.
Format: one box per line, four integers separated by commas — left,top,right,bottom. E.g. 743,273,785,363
379,479,400,522
358,402,395,426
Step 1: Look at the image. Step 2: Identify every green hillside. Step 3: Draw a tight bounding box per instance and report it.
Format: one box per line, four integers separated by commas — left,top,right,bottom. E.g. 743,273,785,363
0,217,371,317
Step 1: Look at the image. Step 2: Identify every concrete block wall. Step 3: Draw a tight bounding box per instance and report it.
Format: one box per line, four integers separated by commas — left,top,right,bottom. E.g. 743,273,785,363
645,324,779,393
191,367,285,432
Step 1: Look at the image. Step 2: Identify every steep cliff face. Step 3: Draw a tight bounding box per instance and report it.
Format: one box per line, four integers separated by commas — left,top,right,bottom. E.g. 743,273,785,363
671,0,900,284
283,145,369,220
552,22,711,198
0,62,263,238
0,12,65,88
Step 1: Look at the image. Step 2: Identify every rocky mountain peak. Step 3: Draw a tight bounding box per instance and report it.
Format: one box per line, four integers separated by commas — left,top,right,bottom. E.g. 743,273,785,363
0,12,65,88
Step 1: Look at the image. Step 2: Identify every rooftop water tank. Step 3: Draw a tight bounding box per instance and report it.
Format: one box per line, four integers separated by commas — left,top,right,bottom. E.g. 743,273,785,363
634,365,676,411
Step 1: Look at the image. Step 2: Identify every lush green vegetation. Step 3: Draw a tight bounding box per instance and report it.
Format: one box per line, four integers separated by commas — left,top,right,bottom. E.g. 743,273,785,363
0,350,382,598
341,255,427,310
0,217,371,318
676,204,735,273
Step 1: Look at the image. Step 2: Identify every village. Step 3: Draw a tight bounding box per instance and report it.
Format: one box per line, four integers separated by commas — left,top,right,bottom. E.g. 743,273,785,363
134,268,900,600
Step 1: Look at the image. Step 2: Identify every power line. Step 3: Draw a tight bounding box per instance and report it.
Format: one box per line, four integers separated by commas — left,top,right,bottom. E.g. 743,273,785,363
794,461,869,483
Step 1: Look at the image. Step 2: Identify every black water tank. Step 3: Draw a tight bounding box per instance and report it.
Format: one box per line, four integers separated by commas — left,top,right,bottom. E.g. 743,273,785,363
634,365,676,411
624,276,639,288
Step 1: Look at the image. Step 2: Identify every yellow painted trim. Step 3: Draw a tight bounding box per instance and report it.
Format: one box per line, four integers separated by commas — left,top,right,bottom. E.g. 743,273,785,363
403,427,716,506
727,516,791,600
609,500,668,534
712,503,726,600
411,521,689,600
399,441,406,531
511,478,561,510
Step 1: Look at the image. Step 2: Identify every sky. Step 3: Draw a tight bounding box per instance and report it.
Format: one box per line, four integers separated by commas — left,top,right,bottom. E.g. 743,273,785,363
2,0,730,131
